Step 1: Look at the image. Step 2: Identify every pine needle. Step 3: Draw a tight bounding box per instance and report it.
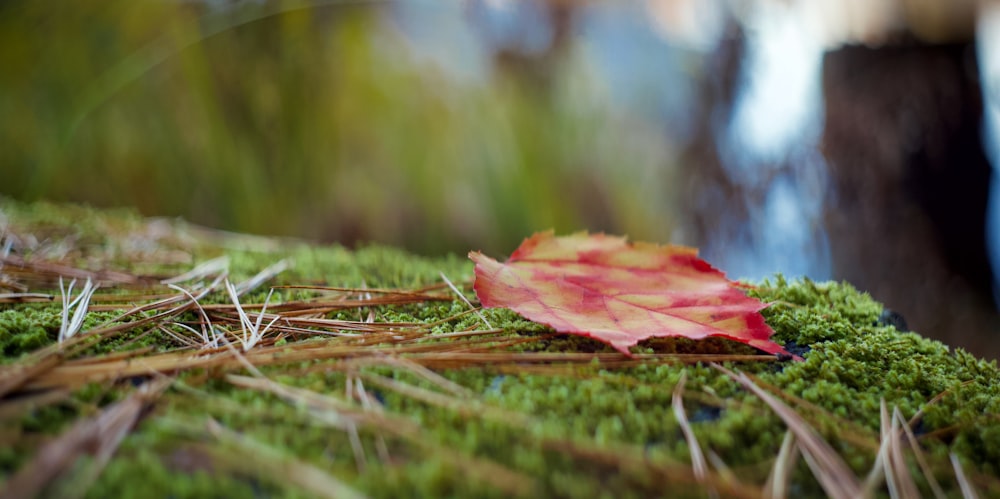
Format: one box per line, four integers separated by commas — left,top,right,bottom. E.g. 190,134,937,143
203,418,366,499
58,277,98,343
713,363,863,499
440,271,492,329
0,378,169,499
951,454,980,499
881,400,919,499
764,430,799,499
234,258,291,296
896,407,946,499
672,371,714,496
161,256,229,285
224,280,279,351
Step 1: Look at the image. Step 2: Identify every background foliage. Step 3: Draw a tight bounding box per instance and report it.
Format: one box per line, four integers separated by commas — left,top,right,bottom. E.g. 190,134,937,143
0,0,678,255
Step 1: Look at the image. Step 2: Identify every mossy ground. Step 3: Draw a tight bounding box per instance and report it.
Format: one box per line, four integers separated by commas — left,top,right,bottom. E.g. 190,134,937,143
1,199,999,498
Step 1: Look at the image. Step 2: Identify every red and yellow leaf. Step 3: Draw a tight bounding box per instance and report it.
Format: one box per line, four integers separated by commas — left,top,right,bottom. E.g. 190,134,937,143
469,231,794,358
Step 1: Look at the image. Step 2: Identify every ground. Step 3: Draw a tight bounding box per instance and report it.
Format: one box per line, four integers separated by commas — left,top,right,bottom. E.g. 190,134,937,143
1,198,999,498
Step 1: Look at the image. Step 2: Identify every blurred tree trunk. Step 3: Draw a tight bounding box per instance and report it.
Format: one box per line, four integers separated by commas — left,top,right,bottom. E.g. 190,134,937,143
822,39,1000,358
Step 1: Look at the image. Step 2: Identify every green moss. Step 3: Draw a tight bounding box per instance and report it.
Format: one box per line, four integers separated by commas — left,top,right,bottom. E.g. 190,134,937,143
0,307,59,358
87,447,271,499
2,201,1000,497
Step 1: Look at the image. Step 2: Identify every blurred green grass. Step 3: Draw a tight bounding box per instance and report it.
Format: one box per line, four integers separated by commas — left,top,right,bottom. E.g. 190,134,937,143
0,0,677,256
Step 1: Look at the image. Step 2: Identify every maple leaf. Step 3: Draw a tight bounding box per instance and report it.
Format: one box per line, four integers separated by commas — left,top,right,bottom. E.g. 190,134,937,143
469,231,795,359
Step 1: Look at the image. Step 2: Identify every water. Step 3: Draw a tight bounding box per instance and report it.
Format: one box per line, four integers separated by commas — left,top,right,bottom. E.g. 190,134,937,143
977,4,1000,304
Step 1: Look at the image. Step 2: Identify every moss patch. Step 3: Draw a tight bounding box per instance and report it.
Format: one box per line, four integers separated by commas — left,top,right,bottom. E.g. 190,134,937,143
1,199,999,497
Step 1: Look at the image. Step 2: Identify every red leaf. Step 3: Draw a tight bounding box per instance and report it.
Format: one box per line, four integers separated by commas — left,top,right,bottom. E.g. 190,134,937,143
469,231,795,359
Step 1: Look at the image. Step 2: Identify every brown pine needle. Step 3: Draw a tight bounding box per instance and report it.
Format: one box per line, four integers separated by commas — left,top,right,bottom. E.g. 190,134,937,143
672,371,713,494
764,431,799,499
705,450,739,487
440,271,492,329
0,388,73,422
360,372,535,427
351,377,391,463
227,374,375,430
0,293,54,303
0,354,63,398
909,380,976,429
0,254,152,287
225,373,539,497
896,407,946,499
951,453,980,499
234,258,290,296
343,356,474,398
740,372,880,453
713,363,863,499
537,437,760,499
161,256,228,285
0,378,169,499
204,418,367,499
880,400,919,499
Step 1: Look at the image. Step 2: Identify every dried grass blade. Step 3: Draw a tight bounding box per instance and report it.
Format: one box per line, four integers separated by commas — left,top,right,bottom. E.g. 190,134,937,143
44,272,227,359
712,363,862,499
119,271,226,318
